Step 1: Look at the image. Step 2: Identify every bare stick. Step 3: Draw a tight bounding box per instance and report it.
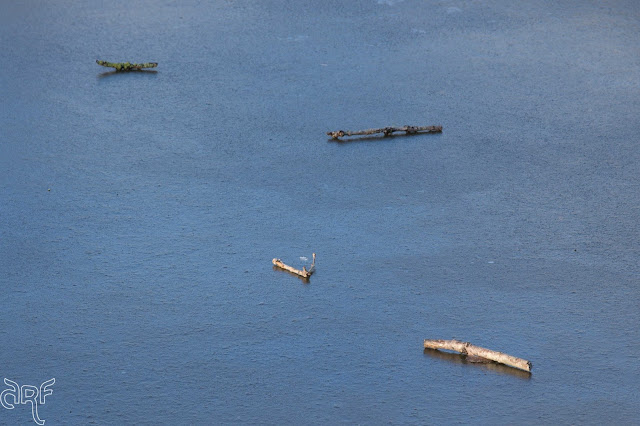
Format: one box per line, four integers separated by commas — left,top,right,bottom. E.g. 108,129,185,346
423,339,532,372
327,125,442,139
272,253,316,279
96,60,158,71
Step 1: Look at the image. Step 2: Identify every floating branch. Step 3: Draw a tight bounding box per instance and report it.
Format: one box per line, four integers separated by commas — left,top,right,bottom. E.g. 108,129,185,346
327,125,442,140
272,253,316,279
423,348,532,379
96,60,158,71
423,339,532,372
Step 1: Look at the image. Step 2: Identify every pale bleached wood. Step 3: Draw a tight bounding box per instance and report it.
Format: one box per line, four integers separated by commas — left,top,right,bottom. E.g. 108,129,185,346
327,125,442,139
272,253,315,279
423,339,532,372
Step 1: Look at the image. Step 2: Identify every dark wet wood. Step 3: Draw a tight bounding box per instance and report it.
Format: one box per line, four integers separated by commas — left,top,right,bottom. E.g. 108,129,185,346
327,125,442,139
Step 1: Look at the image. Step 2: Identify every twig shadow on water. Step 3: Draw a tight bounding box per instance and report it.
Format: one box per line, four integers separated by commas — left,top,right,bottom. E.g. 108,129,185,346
98,70,158,79
272,266,310,284
423,348,532,380
327,132,442,144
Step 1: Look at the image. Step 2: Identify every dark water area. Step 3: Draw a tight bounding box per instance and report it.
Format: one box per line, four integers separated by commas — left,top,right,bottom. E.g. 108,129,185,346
1,0,639,423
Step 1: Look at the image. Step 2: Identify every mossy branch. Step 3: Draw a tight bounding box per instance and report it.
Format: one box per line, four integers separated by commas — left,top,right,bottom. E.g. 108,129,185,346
96,60,158,71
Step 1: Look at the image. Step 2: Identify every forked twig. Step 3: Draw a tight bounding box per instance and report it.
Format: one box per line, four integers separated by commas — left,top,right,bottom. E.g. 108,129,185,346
272,253,316,279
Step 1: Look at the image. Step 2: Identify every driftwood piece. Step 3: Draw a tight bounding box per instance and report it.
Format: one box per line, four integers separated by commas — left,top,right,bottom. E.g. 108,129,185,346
423,339,532,372
327,125,442,139
423,348,532,379
96,60,158,71
272,253,316,279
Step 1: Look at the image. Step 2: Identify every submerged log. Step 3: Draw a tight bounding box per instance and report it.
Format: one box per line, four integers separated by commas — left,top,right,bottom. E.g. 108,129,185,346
96,60,158,71
272,253,316,279
327,125,442,139
423,339,532,372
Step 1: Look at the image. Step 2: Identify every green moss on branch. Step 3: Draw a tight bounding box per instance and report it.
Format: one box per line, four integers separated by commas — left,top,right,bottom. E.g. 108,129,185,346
96,60,158,71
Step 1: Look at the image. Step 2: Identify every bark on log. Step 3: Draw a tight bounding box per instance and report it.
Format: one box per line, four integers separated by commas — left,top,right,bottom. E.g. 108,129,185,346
96,60,158,71
327,125,442,139
423,339,532,372
272,253,316,279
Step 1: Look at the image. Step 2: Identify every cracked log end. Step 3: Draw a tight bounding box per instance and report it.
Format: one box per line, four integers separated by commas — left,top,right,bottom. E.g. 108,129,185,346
327,130,345,139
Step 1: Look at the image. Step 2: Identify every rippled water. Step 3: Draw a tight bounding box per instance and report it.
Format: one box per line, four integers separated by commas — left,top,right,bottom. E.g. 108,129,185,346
2,0,639,423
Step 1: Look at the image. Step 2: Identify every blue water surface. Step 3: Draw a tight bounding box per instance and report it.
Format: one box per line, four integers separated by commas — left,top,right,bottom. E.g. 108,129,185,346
1,0,639,424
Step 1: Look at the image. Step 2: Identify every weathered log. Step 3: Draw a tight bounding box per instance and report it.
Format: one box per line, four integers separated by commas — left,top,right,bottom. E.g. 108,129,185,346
423,339,532,372
96,60,158,71
327,125,442,139
272,253,316,279
423,348,532,379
